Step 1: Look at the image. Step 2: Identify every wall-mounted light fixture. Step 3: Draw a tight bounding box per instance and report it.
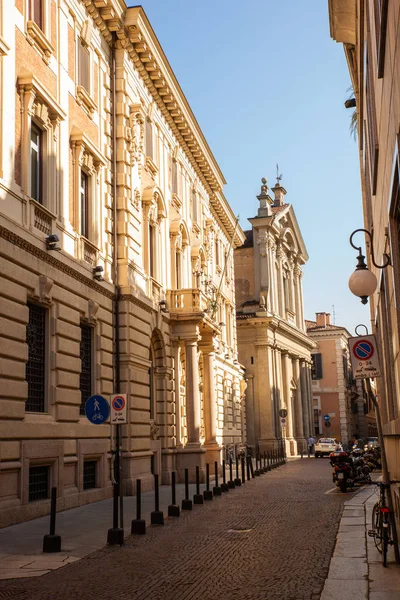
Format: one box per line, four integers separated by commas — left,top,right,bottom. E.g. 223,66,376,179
45,234,61,251
348,229,390,304
93,265,104,281
159,299,168,313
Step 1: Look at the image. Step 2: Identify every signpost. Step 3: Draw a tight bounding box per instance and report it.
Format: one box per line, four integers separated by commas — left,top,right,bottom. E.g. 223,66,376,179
348,335,381,379
111,394,127,424
85,395,110,424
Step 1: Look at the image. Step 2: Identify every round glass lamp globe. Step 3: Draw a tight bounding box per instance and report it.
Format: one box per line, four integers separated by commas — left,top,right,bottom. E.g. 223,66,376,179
348,268,377,298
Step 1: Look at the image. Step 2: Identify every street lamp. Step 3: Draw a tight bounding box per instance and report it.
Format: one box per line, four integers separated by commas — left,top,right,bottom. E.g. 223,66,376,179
348,229,390,304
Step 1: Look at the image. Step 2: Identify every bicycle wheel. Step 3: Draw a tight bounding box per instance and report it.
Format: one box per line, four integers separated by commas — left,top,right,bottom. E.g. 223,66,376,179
372,503,383,552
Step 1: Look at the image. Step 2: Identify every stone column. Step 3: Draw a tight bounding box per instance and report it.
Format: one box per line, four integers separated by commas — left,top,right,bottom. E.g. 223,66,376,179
203,349,217,445
307,362,314,436
293,358,305,444
300,360,310,438
282,352,294,439
185,338,201,446
245,374,255,446
171,339,182,447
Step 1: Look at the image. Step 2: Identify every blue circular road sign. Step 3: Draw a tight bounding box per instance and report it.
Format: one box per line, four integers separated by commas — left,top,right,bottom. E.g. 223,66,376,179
324,414,330,421
353,340,374,360
85,395,110,424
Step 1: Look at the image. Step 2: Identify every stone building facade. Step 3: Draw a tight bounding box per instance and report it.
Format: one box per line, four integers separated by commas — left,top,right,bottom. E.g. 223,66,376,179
0,2,245,527
329,0,400,533
306,312,370,444
234,178,315,456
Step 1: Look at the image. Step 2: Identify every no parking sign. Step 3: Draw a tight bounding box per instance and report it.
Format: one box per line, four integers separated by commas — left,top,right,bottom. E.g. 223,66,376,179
348,335,381,379
110,394,128,424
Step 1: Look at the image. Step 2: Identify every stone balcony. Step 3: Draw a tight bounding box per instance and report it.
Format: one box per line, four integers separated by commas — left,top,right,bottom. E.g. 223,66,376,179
166,288,210,316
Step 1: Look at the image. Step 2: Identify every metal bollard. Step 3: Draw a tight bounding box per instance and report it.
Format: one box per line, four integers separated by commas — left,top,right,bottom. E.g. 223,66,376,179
193,465,204,504
168,471,180,517
254,454,260,476
182,468,193,510
258,453,264,475
107,482,124,545
213,461,222,496
241,456,246,483
221,459,229,492
234,456,242,486
228,458,235,488
263,451,267,472
151,474,164,525
131,479,146,534
204,463,213,500
249,456,255,478
43,487,62,552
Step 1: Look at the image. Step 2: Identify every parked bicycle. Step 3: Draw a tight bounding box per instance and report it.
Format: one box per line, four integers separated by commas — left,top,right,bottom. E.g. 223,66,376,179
368,480,400,567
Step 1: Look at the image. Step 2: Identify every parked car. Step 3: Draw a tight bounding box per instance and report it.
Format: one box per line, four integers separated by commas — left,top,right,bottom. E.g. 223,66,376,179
314,438,342,458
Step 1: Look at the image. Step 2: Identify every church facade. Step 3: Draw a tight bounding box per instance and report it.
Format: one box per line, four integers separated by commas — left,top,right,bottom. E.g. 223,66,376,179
234,178,315,456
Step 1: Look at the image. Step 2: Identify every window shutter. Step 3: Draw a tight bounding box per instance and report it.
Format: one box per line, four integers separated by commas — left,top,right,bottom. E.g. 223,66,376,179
172,160,177,194
78,41,90,91
312,353,323,380
146,119,153,159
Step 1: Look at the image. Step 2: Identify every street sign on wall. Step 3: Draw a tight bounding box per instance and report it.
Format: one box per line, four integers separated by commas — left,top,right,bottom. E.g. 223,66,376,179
110,394,127,424
348,335,381,379
85,395,110,424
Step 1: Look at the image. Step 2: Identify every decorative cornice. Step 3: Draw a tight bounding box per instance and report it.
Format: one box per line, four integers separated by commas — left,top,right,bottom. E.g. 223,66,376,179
0,225,114,300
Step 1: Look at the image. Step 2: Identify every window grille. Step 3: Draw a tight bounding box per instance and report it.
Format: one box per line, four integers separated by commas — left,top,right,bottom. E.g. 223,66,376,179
29,465,49,502
83,460,97,490
26,303,46,412
79,324,92,415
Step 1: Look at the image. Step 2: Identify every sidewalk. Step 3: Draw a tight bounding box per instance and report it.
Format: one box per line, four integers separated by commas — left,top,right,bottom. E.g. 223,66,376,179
321,484,400,600
0,479,203,580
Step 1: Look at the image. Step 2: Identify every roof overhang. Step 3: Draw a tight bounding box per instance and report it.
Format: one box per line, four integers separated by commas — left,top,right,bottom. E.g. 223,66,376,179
328,0,356,45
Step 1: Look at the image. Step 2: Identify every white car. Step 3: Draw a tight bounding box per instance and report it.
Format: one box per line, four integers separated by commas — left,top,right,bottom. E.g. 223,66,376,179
314,438,341,458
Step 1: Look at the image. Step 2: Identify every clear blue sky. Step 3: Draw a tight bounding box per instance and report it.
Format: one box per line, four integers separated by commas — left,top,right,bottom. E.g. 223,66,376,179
132,0,371,335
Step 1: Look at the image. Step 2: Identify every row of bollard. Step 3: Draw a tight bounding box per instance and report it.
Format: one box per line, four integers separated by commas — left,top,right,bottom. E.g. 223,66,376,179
42,446,286,551
131,445,286,537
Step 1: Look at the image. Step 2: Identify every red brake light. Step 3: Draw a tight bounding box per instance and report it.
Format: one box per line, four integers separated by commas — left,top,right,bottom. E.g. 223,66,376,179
380,507,390,513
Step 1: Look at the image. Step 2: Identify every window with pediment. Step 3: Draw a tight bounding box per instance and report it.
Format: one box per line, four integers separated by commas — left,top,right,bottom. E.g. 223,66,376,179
18,72,65,231
142,186,166,285
70,129,106,263
170,219,189,289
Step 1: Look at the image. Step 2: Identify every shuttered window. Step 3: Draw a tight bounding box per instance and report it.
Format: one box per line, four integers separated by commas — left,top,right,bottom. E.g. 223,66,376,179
78,41,90,91
172,160,178,194
145,119,153,159
311,353,323,380
80,171,89,239
366,46,379,195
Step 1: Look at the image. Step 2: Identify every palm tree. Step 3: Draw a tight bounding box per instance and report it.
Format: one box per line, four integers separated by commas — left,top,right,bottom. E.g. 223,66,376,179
345,87,357,140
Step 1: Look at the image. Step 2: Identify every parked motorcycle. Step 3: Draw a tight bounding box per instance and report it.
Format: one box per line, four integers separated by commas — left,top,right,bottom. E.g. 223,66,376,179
330,451,354,492
330,450,372,492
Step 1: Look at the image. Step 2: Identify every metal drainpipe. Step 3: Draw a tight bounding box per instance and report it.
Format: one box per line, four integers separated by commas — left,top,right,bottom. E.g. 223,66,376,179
111,31,123,529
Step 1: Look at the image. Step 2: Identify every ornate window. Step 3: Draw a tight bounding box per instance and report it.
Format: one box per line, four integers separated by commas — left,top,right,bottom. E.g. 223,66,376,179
70,128,106,263
170,218,190,289
26,303,46,412
18,72,65,232
142,185,166,288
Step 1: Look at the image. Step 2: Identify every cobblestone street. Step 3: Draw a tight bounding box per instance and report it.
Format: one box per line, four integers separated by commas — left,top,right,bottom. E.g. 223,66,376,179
0,459,350,600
